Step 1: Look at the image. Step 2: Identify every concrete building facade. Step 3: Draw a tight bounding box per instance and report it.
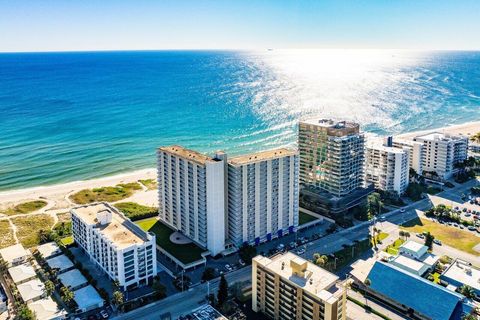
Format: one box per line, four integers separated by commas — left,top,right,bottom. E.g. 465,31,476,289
392,138,424,176
365,140,410,194
298,119,365,197
228,149,299,246
71,203,157,290
252,252,346,320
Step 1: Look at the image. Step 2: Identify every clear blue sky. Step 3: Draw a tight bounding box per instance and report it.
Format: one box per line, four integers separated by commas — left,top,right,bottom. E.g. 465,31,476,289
1,0,479,52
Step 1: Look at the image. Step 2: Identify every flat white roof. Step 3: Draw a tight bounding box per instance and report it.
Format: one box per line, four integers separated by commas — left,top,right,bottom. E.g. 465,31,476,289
391,255,426,273
58,269,87,289
422,254,440,267
0,244,29,263
17,279,44,302
46,254,74,272
400,240,426,254
27,297,67,320
443,260,480,291
36,242,61,259
73,285,103,310
8,264,37,284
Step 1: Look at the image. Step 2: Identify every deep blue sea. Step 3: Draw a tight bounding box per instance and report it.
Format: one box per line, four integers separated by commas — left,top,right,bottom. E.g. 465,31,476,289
1,50,479,191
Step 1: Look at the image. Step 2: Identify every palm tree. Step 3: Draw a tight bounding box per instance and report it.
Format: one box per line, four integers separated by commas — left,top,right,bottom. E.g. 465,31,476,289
60,286,74,304
470,132,480,143
460,285,476,299
399,230,405,240
44,280,55,296
364,278,372,306
112,290,124,307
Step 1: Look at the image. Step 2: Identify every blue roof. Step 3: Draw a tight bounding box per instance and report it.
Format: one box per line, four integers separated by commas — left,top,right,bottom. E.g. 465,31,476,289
367,262,464,320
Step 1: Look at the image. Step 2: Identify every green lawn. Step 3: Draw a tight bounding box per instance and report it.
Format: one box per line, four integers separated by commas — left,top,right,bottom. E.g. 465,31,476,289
299,211,318,225
401,217,480,256
1,200,48,216
114,202,158,221
60,236,74,246
135,218,206,264
384,238,405,255
377,232,389,242
0,220,16,249
69,182,142,204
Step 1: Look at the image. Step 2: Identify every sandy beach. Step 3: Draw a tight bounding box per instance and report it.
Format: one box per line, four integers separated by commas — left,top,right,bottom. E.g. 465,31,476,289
1,120,479,211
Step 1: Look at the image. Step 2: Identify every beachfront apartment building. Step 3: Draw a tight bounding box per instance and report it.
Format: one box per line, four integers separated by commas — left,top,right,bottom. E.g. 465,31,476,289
413,132,468,180
157,146,227,256
228,149,299,246
365,139,410,194
392,138,424,175
157,145,299,254
252,252,346,320
71,203,157,290
298,119,365,196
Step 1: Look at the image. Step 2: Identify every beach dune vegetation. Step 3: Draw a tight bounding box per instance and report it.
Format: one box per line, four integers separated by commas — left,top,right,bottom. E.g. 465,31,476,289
114,202,158,221
70,182,142,204
12,215,55,248
1,200,47,216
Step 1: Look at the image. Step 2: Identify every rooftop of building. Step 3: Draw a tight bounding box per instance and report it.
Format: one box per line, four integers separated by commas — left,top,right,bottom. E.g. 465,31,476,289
254,252,341,302
46,254,74,272
35,242,61,259
391,255,427,273
8,264,37,284
73,285,103,311
17,279,45,302
442,259,480,291
185,304,228,320
0,244,29,264
27,297,66,320
300,118,360,136
366,140,408,154
58,269,88,289
71,203,151,249
158,145,214,165
400,240,427,254
414,132,467,142
366,261,463,320
228,148,297,166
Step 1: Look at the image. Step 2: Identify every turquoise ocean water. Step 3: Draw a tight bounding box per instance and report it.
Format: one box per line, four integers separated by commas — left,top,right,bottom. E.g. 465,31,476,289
1,50,479,191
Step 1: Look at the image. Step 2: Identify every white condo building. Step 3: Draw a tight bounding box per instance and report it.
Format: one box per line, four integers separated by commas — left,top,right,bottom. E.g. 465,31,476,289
157,146,227,256
365,139,410,194
157,146,299,255
413,132,468,180
71,203,157,290
392,138,424,175
228,149,299,246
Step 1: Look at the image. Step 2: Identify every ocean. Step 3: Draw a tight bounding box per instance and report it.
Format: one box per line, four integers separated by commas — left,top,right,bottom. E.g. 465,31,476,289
1,50,479,191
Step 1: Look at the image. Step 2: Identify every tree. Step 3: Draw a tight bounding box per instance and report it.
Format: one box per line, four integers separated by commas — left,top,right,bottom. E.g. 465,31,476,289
424,232,434,251
367,193,382,216
217,274,229,308
44,280,55,296
202,267,216,281
460,285,476,299
0,258,8,275
364,278,371,306
238,244,257,265
15,303,35,320
313,254,328,267
399,230,405,240
470,132,480,143
60,286,74,304
404,232,410,241
112,290,124,306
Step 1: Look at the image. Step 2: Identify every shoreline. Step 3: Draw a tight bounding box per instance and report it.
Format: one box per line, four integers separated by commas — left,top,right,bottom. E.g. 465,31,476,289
1,120,479,206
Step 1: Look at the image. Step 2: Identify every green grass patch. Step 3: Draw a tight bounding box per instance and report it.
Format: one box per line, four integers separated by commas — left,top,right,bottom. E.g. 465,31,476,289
1,200,47,216
139,179,157,190
384,238,405,255
401,217,480,256
12,215,55,248
69,182,142,204
432,272,441,284
377,232,389,242
114,202,158,221
60,236,74,246
0,220,16,249
299,211,318,225
135,218,206,264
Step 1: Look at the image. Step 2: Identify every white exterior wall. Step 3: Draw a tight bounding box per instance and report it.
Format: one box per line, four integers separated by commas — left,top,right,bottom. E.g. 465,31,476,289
205,160,226,256
393,139,424,175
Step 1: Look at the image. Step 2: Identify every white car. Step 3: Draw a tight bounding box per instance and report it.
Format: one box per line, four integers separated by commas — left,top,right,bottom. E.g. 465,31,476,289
225,264,232,272
400,208,405,213
296,248,305,255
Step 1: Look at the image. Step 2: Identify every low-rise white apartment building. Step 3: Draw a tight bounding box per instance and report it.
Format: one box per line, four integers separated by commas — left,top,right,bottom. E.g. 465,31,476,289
252,252,346,320
228,149,299,246
71,203,157,290
365,139,409,194
157,146,227,256
413,132,468,180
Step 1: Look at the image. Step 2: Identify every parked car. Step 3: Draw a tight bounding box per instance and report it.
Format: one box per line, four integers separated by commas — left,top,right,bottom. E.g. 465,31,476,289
433,239,442,245
277,244,285,251
100,310,109,319
468,226,476,231
238,259,245,266
379,215,386,222
465,213,472,217
416,233,425,239
400,208,405,213
225,264,232,272
296,248,306,255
